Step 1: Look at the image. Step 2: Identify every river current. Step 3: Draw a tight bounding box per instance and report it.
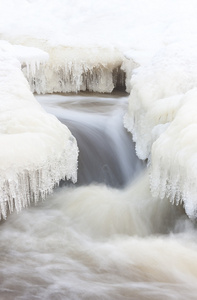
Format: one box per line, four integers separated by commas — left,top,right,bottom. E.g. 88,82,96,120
0,93,197,300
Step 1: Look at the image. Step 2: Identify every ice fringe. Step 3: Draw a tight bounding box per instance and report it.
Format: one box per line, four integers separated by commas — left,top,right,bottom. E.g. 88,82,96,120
0,42,78,219
124,44,197,219
23,47,127,94
15,41,133,94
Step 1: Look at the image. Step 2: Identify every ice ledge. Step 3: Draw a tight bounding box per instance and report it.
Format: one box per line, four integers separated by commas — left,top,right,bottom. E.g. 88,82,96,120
124,44,197,219
3,39,135,94
0,42,78,219
22,45,127,94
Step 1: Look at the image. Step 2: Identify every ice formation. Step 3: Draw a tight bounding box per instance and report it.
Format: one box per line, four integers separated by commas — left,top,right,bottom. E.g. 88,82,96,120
0,40,49,76
20,45,127,94
0,40,130,94
0,42,78,219
124,44,197,219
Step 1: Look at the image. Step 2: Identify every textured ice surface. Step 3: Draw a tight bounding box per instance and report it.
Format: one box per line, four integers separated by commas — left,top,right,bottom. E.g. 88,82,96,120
0,40,49,76
0,41,130,94
2,0,197,66
0,42,78,219
21,46,127,94
150,90,197,219
125,44,197,218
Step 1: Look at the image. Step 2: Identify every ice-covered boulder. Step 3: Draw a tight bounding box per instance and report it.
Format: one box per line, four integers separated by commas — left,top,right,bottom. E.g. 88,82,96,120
0,42,78,219
124,44,197,219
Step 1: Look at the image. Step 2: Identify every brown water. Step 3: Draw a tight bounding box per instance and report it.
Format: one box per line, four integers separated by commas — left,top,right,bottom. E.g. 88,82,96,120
0,93,196,300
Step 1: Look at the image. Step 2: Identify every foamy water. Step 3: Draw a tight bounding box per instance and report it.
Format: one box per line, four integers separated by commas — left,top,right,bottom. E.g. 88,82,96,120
0,93,196,300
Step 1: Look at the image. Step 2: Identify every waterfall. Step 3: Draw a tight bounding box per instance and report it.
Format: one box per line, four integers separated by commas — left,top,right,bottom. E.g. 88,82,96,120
36,92,144,187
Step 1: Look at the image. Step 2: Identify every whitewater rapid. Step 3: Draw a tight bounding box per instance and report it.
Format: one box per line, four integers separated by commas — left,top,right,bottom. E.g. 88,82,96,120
0,93,197,300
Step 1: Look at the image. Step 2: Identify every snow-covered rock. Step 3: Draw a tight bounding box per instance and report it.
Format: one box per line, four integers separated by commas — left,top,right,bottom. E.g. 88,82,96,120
0,42,78,219
125,44,197,219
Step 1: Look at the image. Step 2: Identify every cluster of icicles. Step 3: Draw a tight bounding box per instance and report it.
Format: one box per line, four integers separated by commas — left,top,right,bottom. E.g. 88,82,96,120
124,44,197,219
19,42,133,94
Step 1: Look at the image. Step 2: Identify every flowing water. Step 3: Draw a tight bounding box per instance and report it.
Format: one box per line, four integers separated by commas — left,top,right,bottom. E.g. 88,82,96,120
37,92,144,188
0,93,197,300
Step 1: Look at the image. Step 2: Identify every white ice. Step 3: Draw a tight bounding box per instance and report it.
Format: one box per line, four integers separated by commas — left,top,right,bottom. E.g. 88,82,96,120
0,41,78,219
125,44,197,218
21,46,128,94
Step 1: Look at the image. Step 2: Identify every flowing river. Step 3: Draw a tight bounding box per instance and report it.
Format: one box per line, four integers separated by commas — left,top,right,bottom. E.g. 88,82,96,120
0,92,197,300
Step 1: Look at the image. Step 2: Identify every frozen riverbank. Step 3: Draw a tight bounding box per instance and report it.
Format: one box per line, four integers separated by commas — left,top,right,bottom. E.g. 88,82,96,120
0,42,78,219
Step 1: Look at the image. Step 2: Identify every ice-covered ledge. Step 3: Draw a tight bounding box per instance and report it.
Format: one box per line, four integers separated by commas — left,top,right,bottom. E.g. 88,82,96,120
4,38,134,94
21,43,129,94
0,42,78,219
124,44,197,219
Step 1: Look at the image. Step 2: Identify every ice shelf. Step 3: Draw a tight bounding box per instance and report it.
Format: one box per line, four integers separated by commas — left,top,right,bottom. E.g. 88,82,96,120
16,42,131,94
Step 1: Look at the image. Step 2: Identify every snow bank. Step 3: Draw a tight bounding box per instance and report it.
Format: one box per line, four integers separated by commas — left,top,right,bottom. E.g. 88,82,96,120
125,44,197,218
0,40,49,82
0,42,78,219
1,0,187,93
0,0,169,64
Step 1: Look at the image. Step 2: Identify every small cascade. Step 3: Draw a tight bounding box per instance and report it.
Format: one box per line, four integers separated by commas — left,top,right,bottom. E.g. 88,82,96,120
36,92,145,187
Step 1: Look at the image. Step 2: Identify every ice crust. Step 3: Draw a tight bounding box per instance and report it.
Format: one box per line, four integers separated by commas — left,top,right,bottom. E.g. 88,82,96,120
0,42,78,219
124,44,197,218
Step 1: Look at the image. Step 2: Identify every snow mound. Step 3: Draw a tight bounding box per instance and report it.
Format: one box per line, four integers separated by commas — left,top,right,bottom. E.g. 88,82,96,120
0,40,49,77
0,42,78,219
124,44,197,219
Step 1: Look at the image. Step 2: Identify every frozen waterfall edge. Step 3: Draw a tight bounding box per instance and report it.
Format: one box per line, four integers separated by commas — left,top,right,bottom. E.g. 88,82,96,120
22,46,129,94
0,42,78,219
3,38,135,94
124,44,197,219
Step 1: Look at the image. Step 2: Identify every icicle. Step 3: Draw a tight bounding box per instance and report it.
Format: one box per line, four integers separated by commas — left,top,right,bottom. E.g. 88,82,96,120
20,46,131,94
